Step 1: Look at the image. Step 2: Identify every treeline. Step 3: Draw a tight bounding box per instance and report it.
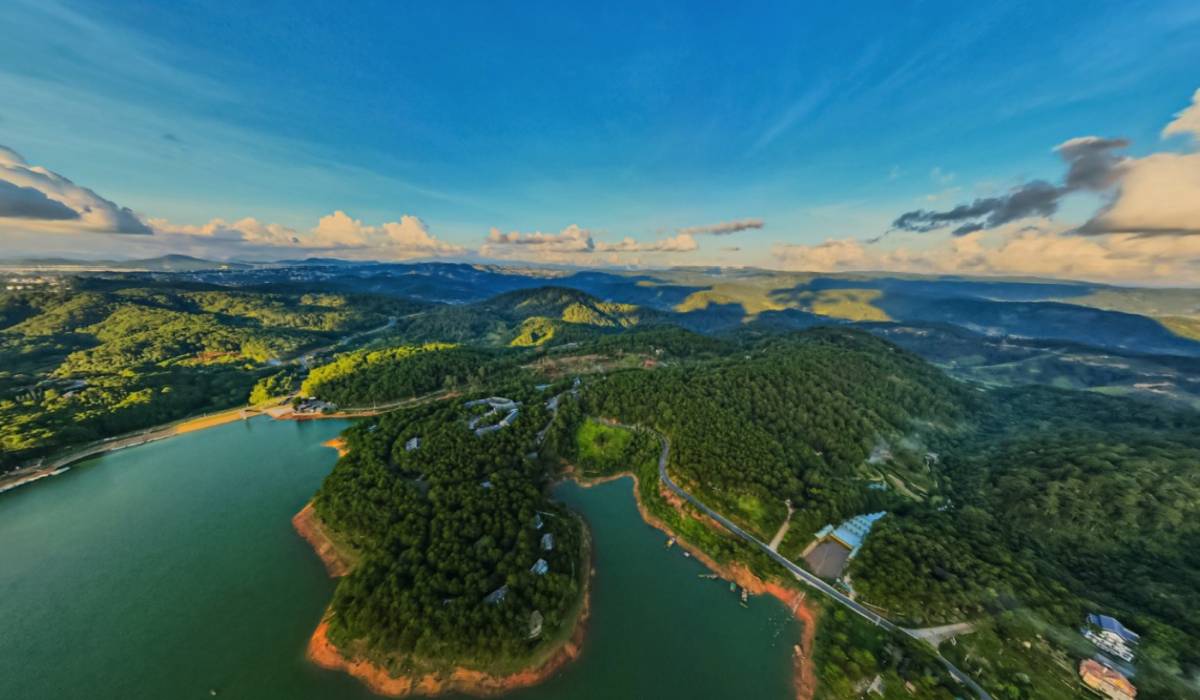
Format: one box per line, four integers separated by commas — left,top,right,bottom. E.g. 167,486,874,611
314,396,585,669
300,344,521,405
850,386,1200,688
576,328,972,536
0,281,412,470
393,286,652,347
814,605,963,700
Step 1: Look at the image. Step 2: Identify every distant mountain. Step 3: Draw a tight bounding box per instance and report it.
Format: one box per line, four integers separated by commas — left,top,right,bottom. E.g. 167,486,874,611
396,285,655,346
0,254,251,272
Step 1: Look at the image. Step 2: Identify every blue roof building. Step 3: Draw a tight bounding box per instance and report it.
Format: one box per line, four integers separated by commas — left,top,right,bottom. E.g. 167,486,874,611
827,511,887,556
1088,614,1140,644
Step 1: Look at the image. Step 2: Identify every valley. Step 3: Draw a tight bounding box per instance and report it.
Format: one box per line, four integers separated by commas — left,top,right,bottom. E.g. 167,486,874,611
2,262,1199,699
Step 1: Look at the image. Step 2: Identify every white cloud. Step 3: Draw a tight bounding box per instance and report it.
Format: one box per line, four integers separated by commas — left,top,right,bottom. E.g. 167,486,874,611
1079,151,1200,235
151,210,463,260
599,233,699,253
483,224,595,254
677,219,765,236
889,88,1200,240
772,220,1200,284
1163,88,1200,141
0,145,151,234
480,224,699,263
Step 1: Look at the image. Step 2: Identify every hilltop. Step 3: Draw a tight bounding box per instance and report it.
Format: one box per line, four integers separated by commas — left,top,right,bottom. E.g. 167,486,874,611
395,286,656,347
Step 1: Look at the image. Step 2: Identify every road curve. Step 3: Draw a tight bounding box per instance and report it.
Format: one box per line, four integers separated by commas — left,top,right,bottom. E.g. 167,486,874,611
632,425,991,700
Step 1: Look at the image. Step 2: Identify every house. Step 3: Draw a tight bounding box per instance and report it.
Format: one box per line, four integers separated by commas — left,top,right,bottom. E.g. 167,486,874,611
293,397,335,414
1083,614,1140,663
1079,659,1136,700
483,585,509,605
404,437,420,451
530,558,549,575
541,533,555,551
533,514,544,530
528,610,544,639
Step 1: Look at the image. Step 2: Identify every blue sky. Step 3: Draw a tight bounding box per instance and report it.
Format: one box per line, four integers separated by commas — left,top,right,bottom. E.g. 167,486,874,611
2,0,1200,282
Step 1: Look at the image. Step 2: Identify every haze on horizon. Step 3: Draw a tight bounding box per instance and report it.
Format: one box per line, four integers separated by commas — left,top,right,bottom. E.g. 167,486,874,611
2,0,1200,284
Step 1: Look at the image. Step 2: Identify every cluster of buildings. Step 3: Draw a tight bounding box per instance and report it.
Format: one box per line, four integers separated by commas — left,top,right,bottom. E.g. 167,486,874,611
483,513,559,615
292,397,336,415
1078,614,1139,700
1083,614,1140,663
3,275,62,291
465,396,520,436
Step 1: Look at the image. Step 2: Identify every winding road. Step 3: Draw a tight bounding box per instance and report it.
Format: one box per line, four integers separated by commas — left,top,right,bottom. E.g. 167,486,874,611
637,426,992,700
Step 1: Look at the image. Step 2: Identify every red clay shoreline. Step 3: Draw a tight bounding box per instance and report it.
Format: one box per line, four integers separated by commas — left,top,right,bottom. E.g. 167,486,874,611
293,495,592,697
292,457,817,700
567,467,819,700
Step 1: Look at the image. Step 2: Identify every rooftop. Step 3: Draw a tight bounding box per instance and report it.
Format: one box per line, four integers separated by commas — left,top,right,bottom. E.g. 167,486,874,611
828,511,887,553
1088,614,1140,643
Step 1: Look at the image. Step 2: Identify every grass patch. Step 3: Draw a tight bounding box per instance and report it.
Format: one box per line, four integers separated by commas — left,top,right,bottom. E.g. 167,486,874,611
813,603,963,700
573,419,658,477
1159,315,1200,342
674,284,787,316
938,613,1091,700
804,289,891,322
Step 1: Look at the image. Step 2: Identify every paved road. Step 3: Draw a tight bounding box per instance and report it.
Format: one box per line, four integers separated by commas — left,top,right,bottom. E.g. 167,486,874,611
908,621,977,647
634,426,992,700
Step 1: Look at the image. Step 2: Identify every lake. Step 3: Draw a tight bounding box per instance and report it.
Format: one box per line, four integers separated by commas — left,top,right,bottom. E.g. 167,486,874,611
0,417,799,699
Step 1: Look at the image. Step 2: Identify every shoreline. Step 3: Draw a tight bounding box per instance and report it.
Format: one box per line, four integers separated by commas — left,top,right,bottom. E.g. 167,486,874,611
295,501,593,698
322,437,349,457
1,388,459,497
0,406,258,495
567,467,819,700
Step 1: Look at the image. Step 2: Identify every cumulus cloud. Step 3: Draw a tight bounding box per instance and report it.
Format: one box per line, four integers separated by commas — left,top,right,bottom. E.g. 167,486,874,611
0,145,151,233
1076,151,1200,236
483,224,596,253
883,89,1200,244
480,224,699,263
888,137,1129,238
152,210,464,260
600,233,698,253
0,179,81,221
886,89,1200,241
772,220,1200,284
891,179,1062,237
1163,88,1200,141
677,218,765,236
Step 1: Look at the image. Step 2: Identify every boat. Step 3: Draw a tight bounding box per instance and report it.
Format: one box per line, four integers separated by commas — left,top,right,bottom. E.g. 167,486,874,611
740,587,749,606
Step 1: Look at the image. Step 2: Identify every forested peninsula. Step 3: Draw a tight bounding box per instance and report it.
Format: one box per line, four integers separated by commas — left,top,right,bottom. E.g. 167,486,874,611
296,287,1200,699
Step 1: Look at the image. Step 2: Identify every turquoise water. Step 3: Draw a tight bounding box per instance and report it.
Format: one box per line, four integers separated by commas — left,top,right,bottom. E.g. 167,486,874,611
0,417,799,699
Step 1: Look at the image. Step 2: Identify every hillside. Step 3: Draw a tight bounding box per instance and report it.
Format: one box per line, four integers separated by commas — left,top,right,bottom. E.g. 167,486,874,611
394,286,655,347
312,390,586,675
0,280,418,469
534,326,1200,696
570,328,973,537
